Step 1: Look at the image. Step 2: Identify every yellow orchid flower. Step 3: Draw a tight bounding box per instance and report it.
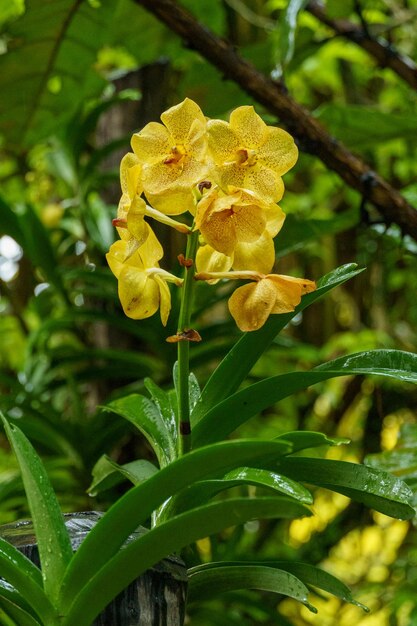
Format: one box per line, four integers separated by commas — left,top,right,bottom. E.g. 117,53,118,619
195,186,285,274
113,152,148,256
106,229,182,325
195,269,315,332
207,106,298,203
229,273,316,331
131,98,209,216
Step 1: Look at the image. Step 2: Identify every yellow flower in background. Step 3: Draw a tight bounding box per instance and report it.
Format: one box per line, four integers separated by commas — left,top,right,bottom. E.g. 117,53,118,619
106,228,182,325
195,186,285,274
228,273,316,332
207,105,298,203
131,98,209,215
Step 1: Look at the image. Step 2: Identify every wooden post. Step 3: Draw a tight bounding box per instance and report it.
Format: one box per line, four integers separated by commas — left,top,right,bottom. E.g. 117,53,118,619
0,512,187,626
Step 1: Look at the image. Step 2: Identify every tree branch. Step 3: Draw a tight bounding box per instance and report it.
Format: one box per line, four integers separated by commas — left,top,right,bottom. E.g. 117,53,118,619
135,0,417,242
307,0,417,91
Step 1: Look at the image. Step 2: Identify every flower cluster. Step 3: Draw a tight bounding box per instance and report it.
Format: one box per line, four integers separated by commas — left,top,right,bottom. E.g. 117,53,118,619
107,98,315,332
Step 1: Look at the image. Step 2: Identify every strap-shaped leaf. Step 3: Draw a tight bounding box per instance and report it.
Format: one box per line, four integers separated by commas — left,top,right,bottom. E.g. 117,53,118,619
271,562,368,611
105,394,176,467
144,378,178,444
192,264,364,424
0,537,54,623
1,414,73,607
193,349,417,446
59,438,292,609
61,497,311,626
87,455,158,496
274,457,414,519
187,563,316,612
0,596,42,626
276,431,350,452
189,560,368,611
160,469,312,520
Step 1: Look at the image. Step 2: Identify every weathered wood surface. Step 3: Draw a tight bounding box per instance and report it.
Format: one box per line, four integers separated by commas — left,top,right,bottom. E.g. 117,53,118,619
0,512,187,626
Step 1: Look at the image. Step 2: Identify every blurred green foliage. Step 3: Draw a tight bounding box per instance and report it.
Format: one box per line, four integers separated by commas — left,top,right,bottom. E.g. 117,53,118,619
0,0,416,624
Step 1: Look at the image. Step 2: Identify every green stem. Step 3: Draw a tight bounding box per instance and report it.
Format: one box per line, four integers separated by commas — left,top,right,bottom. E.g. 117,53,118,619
177,230,199,456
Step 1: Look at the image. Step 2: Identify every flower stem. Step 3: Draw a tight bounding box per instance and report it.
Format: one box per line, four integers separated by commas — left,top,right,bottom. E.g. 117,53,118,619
177,230,199,456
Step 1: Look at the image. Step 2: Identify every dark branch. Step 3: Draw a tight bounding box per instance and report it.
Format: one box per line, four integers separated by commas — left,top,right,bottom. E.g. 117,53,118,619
135,0,417,242
307,0,417,90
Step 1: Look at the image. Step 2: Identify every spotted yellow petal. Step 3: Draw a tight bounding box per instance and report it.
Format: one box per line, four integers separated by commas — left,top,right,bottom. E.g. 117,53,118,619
196,244,233,283
126,195,147,244
161,98,206,143
154,274,172,326
120,152,142,197
131,122,172,166
228,280,277,332
199,208,237,256
136,224,163,267
106,240,131,279
207,119,240,163
145,186,198,216
268,275,316,314
229,106,268,149
233,233,275,274
259,127,298,175
118,265,160,320
187,118,209,161
243,165,285,203
264,203,286,238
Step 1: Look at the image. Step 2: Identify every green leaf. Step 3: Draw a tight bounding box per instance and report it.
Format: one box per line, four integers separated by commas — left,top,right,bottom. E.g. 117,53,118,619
0,196,24,242
193,349,417,446
187,563,316,612
0,537,54,623
0,580,33,617
224,467,313,502
0,0,114,149
17,205,66,300
192,264,364,425
274,457,414,519
189,560,368,611
87,455,158,497
271,562,368,611
62,497,311,626
273,0,309,76
0,414,73,606
105,394,176,467
314,104,417,149
276,431,350,453
172,363,201,415
144,378,178,445
59,439,292,609
159,468,312,520
0,596,42,626
276,210,358,258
